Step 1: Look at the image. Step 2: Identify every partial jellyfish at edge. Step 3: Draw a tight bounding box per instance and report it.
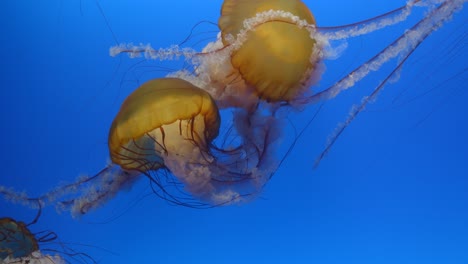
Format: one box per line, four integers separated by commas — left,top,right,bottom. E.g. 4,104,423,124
0,201,95,263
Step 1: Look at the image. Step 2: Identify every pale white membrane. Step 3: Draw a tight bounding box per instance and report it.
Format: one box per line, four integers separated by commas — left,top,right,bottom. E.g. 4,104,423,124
2,251,65,264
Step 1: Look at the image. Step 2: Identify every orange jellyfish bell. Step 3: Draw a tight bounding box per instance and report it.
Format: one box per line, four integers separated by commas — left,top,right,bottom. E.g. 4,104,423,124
108,77,221,172
12,78,222,215
218,0,320,102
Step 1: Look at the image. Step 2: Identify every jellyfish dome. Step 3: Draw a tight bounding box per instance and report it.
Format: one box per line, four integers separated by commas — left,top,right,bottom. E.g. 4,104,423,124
108,77,224,201
108,77,220,172
218,0,321,102
107,77,282,206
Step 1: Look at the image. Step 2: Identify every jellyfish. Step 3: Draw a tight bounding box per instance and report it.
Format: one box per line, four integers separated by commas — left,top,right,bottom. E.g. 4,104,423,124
1,75,283,214
1,218,63,264
110,0,466,164
1,217,39,260
0,202,95,263
106,77,222,206
93,77,282,208
0,0,465,215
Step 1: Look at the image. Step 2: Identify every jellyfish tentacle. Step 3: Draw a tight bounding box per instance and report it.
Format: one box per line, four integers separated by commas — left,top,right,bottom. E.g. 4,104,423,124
34,230,58,243
319,0,422,40
26,199,42,227
57,165,141,216
313,0,465,166
302,0,466,106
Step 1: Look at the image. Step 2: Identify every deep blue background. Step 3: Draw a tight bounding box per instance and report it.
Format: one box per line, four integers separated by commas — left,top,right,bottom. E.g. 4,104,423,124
1,1,467,263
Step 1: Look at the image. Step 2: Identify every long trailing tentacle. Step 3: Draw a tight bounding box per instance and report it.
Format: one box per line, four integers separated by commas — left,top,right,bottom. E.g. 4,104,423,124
313,0,465,166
